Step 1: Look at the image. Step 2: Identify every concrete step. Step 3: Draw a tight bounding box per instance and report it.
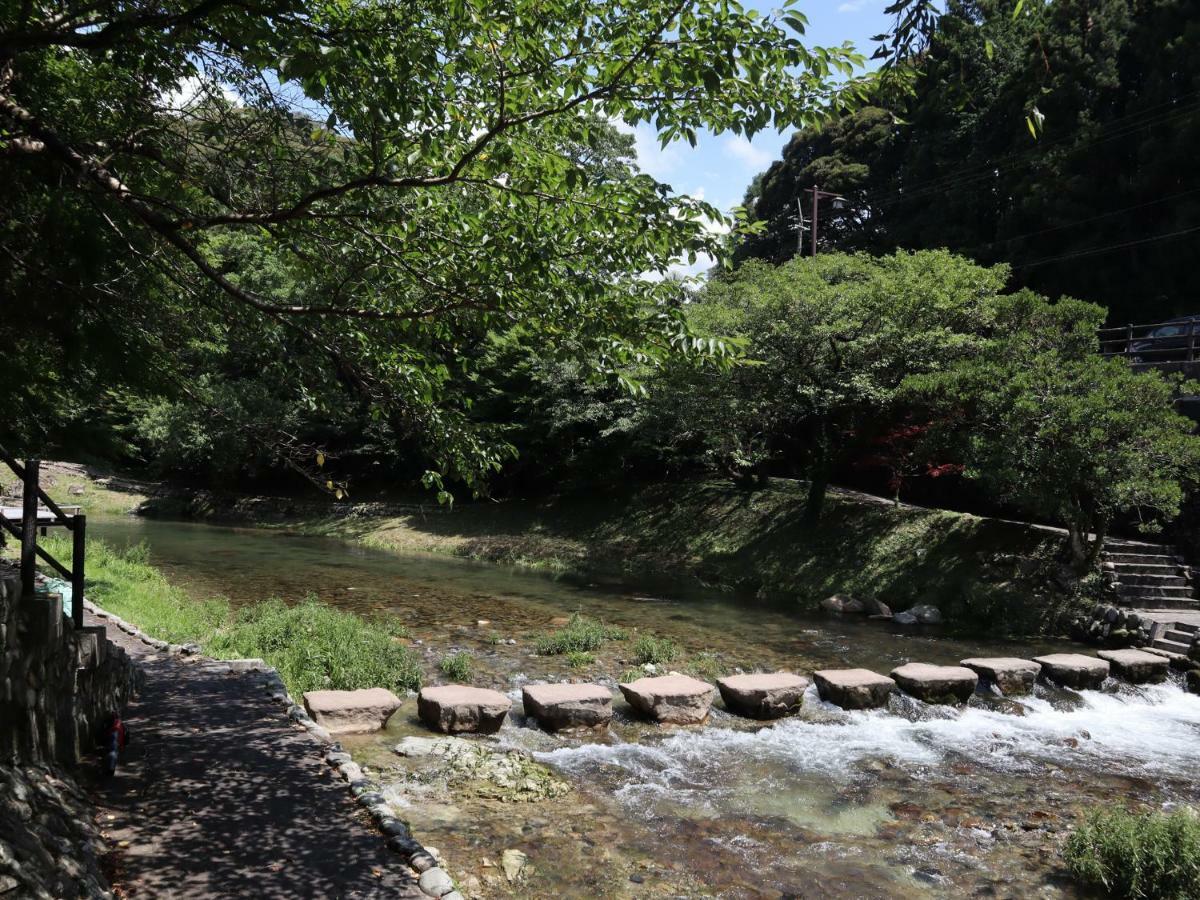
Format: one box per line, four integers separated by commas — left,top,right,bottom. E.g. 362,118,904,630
1104,552,1182,565
1105,562,1186,574
1152,637,1192,654
1116,583,1195,598
1165,628,1196,645
1174,622,1200,635
1117,596,1200,611
1111,573,1190,588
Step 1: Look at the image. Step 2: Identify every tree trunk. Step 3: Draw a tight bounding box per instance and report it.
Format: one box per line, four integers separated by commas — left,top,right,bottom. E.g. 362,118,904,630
803,422,830,525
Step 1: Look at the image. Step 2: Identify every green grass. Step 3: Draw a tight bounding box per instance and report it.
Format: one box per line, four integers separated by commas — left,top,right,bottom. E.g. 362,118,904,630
1064,807,1200,900
438,651,473,682
534,613,627,655
682,651,727,681
565,650,594,669
632,634,679,666
53,537,421,699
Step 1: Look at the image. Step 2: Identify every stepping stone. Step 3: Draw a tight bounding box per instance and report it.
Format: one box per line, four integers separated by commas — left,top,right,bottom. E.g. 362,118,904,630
522,683,613,731
1032,653,1110,690
812,668,895,710
1097,649,1170,684
303,688,403,735
890,663,978,704
619,674,714,724
959,657,1041,695
716,672,809,719
418,685,512,734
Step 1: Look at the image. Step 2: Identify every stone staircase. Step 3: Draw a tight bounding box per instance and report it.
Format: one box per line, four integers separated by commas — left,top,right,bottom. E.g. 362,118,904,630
1148,619,1199,656
1101,541,1197,611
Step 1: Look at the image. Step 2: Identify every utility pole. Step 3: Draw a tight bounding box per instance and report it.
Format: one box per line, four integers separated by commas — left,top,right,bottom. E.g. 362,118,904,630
804,185,846,257
795,197,806,255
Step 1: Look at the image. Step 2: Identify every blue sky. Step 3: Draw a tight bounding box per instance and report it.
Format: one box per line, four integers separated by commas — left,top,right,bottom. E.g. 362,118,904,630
630,1,894,276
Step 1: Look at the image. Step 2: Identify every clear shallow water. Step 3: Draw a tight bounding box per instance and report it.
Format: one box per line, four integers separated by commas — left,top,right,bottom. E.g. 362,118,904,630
92,516,1200,898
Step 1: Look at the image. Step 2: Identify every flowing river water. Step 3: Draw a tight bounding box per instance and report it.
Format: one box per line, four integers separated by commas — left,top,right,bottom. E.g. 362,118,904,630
92,517,1200,899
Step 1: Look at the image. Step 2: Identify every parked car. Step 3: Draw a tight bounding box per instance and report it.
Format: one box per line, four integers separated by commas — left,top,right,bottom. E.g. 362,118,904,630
1128,316,1200,363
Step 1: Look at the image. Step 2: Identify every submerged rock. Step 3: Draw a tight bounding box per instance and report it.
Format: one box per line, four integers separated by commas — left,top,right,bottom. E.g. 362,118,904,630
895,604,942,625
812,668,895,710
302,687,402,735
716,672,809,719
619,674,714,724
501,848,528,883
418,684,511,734
522,683,613,731
1032,653,1110,690
959,658,1041,696
890,663,977,705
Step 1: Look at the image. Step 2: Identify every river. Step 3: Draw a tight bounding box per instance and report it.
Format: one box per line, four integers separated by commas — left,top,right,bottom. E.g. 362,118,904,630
92,516,1200,898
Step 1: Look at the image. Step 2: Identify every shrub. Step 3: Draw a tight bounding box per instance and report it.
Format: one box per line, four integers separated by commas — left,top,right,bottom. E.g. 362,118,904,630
439,651,473,682
565,650,594,669
633,634,679,665
1064,807,1200,900
206,597,422,698
535,613,626,655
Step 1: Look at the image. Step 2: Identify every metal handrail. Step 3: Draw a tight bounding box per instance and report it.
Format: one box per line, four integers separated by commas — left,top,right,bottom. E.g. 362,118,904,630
1100,316,1198,365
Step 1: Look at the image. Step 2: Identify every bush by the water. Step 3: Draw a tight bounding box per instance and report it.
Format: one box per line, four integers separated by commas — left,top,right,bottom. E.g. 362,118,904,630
633,634,679,665
535,613,626,655
439,651,473,682
1064,807,1200,899
207,598,422,696
58,538,421,699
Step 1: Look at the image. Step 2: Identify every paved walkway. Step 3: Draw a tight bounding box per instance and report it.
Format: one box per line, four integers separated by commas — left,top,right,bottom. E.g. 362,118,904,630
92,615,422,898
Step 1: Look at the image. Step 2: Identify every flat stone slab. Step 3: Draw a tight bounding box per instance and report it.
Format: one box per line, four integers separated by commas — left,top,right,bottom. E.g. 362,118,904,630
302,688,402,735
1032,653,1110,690
813,668,895,710
522,683,613,731
619,675,714,724
418,685,512,734
960,657,1041,695
891,663,978,704
1097,649,1170,683
716,672,809,719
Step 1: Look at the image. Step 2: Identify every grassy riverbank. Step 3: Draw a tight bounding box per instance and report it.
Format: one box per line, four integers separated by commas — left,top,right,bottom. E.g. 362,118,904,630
42,536,422,698
141,478,1091,636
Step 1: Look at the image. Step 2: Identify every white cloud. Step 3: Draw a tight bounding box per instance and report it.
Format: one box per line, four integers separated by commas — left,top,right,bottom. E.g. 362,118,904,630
721,135,774,171
163,75,240,111
837,0,868,12
632,123,687,183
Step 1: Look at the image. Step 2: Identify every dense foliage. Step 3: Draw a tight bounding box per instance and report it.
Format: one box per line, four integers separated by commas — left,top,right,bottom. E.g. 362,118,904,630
1,0,875,493
737,0,1200,324
1064,807,1200,900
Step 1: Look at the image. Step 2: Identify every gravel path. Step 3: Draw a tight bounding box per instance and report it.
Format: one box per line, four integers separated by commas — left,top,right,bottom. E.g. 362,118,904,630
92,615,422,898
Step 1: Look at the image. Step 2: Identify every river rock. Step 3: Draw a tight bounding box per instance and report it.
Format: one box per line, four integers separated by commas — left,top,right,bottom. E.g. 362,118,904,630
891,663,978,704
501,848,528,883
903,605,943,625
302,688,402,735
716,672,809,719
522,683,613,731
418,867,455,897
821,594,865,614
813,668,895,710
418,685,512,734
959,657,1041,695
619,674,714,724
1032,653,1110,690
1096,649,1169,684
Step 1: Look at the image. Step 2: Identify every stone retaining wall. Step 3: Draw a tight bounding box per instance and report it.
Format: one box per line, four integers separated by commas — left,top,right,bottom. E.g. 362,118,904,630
0,566,139,765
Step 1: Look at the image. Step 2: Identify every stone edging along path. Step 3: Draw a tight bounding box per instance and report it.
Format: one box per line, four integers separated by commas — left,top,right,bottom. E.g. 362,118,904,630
81,599,461,900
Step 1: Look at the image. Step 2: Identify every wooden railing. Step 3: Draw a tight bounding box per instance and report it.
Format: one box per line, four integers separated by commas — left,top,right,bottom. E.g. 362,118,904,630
0,451,86,629
1099,317,1199,364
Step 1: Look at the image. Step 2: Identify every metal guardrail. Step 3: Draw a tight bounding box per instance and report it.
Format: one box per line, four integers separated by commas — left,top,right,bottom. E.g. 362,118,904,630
1099,316,1199,364
0,451,86,629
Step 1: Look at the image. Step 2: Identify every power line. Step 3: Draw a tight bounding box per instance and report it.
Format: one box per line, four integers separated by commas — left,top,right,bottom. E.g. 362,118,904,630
1009,224,1200,270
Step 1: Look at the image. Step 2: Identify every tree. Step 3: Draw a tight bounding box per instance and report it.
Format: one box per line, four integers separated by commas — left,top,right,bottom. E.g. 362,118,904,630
908,292,1200,569
1,0,875,497
687,250,1008,520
